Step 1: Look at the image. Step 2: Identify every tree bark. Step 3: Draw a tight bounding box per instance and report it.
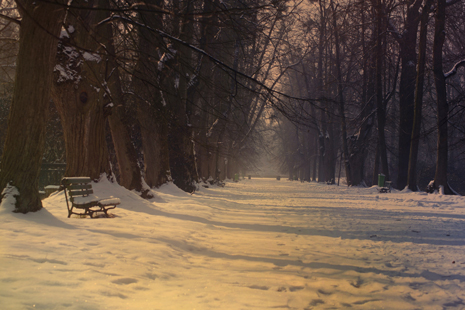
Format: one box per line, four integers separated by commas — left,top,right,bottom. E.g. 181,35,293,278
164,0,199,192
346,0,375,186
396,0,422,190
375,0,390,181
192,0,215,181
372,143,380,185
331,0,351,186
99,0,143,192
0,0,64,213
407,0,433,191
317,0,327,183
51,0,111,180
133,0,171,188
106,79,142,191
432,0,451,194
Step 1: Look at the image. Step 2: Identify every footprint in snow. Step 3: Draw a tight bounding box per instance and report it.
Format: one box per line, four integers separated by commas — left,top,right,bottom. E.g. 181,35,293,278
112,278,138,285
31,258,67,265
308,299,325,306
350,278,364,288
317,289,333,295
353,298,382,305
101,291,128,299
277,286,304,292
248,285,269,290
85,243,99,247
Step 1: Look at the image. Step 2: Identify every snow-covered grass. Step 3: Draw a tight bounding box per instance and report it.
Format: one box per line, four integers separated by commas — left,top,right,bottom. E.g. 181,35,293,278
1,178,465,309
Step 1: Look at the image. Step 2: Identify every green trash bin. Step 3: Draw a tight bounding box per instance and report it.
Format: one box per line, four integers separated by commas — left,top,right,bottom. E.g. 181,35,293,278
234,173,239,182
378,174,385,187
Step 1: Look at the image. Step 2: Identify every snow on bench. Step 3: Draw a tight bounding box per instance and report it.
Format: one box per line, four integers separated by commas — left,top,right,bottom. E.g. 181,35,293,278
62,177,120,218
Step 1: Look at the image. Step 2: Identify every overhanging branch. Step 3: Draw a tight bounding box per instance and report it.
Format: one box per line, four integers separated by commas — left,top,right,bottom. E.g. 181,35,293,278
98,15,319,105
0,13,20,26
444,59,465,79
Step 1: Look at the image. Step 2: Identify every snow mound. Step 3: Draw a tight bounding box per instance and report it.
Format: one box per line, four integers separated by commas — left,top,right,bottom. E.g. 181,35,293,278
0,183,19,213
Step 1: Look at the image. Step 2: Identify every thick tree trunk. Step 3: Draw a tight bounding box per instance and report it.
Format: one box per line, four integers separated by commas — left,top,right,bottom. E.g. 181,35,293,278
192,0,215,181
301,64,319,183
52,0,111,180
196,107,212,180
311,141,318,182
349,98,375,185
167,110,198,192
324,113,336,183
211,37,239,181
375,0,390,181
97,0,143,191
133,0,171,188
161,0,199,192
52,78,111,180
137,102,171,188
317,129,325,182
317,0,326,183
396,0,422,190
346,0,375,186
432,0,451,194
107,93,142,191
0,0,64,212
331,0,350,185
407,0,433,191
372,143,380,185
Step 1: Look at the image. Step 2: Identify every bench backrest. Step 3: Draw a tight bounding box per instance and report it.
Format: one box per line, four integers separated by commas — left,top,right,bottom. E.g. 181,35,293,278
62,177,93,201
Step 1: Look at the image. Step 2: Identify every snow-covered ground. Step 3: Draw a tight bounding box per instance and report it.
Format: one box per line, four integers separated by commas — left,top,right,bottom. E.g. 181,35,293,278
1,178,465,310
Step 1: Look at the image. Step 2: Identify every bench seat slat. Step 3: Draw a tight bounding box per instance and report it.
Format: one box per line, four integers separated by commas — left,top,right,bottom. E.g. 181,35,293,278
98,197,121,206
71,195,99,205
68,184,92,191
69,189,94,197
62,177,92,184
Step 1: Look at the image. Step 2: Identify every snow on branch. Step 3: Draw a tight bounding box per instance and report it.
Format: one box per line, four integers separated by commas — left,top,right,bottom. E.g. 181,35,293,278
446,0,462,6
444,59,465,79
387,19,403,42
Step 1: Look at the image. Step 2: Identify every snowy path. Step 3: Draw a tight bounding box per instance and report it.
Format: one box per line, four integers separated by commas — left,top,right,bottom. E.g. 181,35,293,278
1,178,465,309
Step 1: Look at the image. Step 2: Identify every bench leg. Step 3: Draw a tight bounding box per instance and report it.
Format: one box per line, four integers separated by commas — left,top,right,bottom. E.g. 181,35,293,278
99,204,117,218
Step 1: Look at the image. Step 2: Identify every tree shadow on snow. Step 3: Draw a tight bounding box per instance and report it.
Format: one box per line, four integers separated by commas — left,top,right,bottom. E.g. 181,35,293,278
153,236,465,284
120,204,465,246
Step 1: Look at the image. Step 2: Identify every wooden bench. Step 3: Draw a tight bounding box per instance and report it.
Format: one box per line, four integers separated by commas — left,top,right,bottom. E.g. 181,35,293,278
62,177,120,218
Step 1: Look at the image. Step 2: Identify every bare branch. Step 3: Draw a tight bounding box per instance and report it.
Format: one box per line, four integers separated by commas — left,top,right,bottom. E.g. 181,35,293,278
0,13,20,26
444,60,465,79
98,15,318,104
